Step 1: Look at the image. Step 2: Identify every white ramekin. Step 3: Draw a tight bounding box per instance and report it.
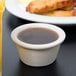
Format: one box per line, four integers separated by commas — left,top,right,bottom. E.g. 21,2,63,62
11,23,66,67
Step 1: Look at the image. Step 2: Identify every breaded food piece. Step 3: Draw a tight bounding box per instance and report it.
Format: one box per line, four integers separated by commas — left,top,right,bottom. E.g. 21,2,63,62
26,0,76,14
74,0,76,6
61,7,73,10
41,10,76,16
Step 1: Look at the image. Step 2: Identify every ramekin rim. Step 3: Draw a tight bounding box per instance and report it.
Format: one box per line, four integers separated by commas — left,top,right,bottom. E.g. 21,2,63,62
11,23,66,49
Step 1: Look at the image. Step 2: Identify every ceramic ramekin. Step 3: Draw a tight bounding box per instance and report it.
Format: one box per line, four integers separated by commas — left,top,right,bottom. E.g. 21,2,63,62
11,23,66,67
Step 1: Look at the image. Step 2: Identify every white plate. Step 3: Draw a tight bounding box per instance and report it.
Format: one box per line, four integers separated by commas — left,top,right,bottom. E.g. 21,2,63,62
6,0,76,25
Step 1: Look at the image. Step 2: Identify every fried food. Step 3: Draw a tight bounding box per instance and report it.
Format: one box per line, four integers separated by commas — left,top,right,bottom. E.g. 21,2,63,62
41,10,76,16
26,0,76,14
60,7,73,10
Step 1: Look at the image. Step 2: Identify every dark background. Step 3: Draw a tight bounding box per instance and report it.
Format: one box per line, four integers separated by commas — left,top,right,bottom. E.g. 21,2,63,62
3,9,76,76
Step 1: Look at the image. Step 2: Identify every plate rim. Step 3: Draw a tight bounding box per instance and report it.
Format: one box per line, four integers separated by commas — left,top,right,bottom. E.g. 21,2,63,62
6,0,76,25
